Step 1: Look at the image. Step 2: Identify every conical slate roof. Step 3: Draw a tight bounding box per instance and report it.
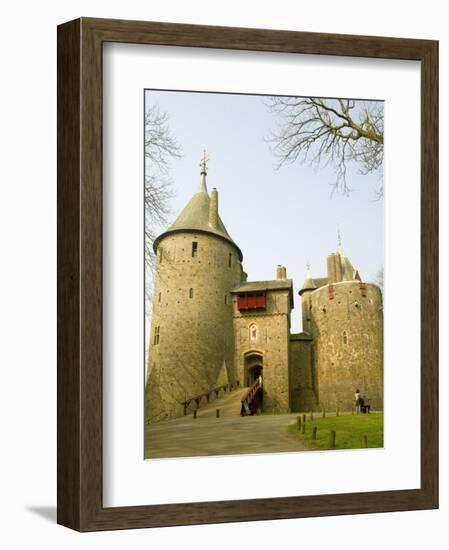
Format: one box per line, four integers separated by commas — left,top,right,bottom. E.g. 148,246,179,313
299,276,328,295
153,175,243,260
299,276,317,295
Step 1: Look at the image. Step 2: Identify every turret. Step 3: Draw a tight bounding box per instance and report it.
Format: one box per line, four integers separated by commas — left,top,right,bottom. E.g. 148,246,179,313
305,233,383,411
146,153,244,423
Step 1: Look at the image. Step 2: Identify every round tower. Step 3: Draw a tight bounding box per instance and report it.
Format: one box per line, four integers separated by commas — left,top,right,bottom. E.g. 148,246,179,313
145,158,244,422
308,245,384,411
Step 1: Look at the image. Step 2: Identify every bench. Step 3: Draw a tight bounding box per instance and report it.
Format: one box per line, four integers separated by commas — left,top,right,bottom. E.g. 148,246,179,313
360,397,371,414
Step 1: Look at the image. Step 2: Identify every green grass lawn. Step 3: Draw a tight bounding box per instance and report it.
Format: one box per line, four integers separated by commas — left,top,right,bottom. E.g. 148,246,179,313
288,412,384,451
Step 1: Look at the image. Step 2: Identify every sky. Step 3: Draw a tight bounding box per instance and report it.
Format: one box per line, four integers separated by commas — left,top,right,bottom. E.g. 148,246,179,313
144,90,384,333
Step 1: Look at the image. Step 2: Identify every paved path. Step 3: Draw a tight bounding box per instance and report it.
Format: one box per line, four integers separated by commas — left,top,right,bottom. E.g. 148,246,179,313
145,388,308,459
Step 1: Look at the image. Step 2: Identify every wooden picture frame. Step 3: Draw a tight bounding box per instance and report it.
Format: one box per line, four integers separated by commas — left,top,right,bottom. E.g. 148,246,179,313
57,17,438,531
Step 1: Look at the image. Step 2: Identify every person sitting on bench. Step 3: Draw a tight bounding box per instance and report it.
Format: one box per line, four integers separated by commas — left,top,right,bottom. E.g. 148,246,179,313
361,395,371,413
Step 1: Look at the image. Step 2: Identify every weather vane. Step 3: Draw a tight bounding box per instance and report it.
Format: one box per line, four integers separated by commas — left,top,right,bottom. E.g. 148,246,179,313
200,149,210,175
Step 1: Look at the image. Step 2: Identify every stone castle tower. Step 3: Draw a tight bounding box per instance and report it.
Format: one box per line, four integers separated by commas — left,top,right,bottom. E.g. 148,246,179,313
299,237,384,412
146,160,384,422
145,158,244,422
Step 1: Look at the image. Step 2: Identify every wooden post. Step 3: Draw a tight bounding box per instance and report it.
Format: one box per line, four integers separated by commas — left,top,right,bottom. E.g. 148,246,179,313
336,407,340,417
312,426,317,440
297,416,302,431
302,414,306,424
216,408,220,418
361,434,368,448
301,421,306,434
330,430,336,449
193,409,197,419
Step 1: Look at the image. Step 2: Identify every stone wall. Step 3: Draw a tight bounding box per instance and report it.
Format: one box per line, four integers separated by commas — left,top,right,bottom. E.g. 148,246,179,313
301,290,313,334
289,335,316,412
146,225,384,422
232,289,291,413
145,231,243,422
307,281,383,411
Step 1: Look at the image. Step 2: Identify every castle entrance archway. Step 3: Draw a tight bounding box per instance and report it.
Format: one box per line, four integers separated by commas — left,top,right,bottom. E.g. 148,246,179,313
247,365,263,386
243,351,264,387
243,352,264,414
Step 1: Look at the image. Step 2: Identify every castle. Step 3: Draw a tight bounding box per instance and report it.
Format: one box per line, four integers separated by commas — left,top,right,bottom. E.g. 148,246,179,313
145,159,383,423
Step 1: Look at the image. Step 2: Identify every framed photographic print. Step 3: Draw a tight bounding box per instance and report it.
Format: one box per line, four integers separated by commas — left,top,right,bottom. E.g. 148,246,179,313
57,17,438,531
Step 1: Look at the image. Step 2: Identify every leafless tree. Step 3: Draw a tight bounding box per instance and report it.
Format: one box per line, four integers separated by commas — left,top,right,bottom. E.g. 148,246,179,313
266,97,384,197
144,103,182,340
145,104,182,270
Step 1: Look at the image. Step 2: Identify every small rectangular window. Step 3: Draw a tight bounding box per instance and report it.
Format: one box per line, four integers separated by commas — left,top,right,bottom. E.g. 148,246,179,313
224,294,229,305
189,288,194,298
228,253,232,268
192,241,198,257
154,326,160,345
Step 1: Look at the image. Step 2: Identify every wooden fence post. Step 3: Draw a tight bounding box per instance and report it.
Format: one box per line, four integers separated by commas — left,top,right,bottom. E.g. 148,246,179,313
193,410,197,419
312,426,317,440
336,407,340,417
361,434,368,448
330,430,336,449
297,416,302,431
216,409,220,418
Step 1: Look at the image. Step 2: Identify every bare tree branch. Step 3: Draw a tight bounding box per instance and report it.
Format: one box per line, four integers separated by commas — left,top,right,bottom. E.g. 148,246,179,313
265,97,384,196
145,103,182,307
145,104,182,269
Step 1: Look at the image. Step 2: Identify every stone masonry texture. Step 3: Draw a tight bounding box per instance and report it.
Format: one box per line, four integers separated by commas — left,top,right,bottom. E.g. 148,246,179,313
145,175,384,423
146,231,242,422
